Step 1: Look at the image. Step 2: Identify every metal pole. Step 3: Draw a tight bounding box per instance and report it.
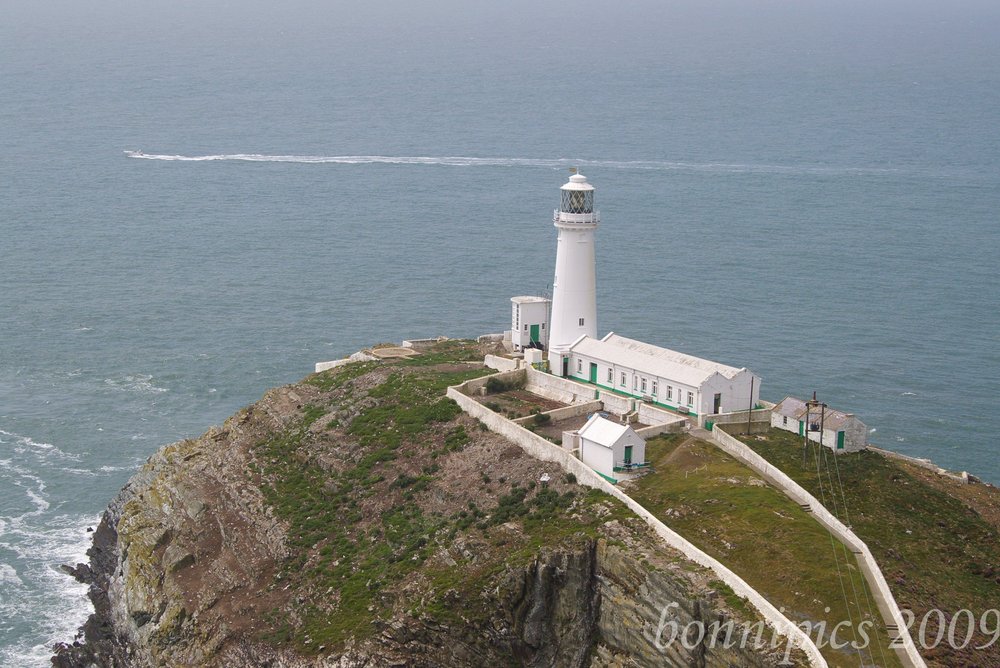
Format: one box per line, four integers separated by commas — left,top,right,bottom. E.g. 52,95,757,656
820,402,827,452
802,397,809,467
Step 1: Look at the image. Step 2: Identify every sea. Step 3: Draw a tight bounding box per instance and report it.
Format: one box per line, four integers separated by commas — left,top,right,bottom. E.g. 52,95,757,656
1,0,998,663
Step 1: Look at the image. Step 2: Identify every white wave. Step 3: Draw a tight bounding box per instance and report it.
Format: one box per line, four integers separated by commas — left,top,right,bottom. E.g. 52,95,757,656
61,467,99,477
125,151,899,175
0,429,79,461
0,515,96,667
0,429,54,451
2,460,47,498
901,391,917,396
103,373,169,394
98,464,137,472
0,563,24,587
25,489,50,515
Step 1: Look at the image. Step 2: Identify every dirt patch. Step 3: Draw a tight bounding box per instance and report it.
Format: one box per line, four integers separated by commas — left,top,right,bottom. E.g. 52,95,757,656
474,389,567,419
368,347,418,359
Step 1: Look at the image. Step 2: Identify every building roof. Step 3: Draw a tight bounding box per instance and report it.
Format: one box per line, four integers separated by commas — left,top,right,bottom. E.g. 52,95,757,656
773,396,807,419
578,414,633,448
569,332,751,387
773,396,865,431
511,295,551,304
561,173,594,191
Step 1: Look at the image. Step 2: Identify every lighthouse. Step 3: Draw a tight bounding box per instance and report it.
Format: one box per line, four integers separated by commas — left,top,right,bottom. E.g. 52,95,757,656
548,173,599,375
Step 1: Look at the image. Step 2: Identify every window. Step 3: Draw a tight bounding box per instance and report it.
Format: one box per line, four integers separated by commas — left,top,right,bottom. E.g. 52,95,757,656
687,391,694,407
607,369,613,383
620,372,626,387
651,381,658,396
641,378,647,393
541,323,545,329
577,359,582,373
524,324,528,331
667,386,673,400
561,189,594,214
782,416,788,426
578,318,585,326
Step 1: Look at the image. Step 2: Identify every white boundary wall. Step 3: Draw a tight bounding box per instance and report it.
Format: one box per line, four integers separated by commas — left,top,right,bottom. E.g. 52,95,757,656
484,354,520,373
315,358,350,373
705,408,772,426
512,400,603,425
448,381,827,667
710,427,926,668
525,367,599,405
596,391,633,416
315,350,379,373
635,421,687,438
637,403,690,434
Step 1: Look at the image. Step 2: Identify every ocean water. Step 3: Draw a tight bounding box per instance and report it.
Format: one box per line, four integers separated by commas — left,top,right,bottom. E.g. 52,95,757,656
2,0,999,663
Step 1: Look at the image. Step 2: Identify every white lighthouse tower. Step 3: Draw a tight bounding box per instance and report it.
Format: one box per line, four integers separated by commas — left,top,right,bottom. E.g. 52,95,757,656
547,172,599,375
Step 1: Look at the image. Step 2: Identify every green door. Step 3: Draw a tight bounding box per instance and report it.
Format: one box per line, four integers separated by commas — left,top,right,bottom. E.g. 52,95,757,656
624,445,633,465
837,431,845,450
529,324,540,344
799,420,804,436
589,362,598,383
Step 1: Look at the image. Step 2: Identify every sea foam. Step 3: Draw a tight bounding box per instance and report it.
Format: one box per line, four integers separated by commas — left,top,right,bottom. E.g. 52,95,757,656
125,152,901,176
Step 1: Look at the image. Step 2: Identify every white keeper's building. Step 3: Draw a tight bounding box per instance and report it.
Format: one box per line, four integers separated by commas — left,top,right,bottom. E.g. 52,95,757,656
565,332,761,420
771,396,868,452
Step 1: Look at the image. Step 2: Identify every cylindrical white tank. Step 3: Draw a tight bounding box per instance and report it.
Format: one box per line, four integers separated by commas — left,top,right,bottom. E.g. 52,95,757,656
547,173,599,373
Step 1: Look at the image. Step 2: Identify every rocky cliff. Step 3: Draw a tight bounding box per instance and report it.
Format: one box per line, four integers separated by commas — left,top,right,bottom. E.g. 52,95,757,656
52,340,795,667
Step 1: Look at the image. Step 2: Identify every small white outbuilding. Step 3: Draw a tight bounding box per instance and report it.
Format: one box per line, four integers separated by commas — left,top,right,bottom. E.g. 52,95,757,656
771,396,868,453
577,414,646,483
509,296,551,352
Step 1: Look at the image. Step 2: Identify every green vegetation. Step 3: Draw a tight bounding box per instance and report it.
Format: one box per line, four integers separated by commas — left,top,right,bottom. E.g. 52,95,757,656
253,340,633,654
736,427,1000,666
630,434,901,668
485,374,525,394
479,482,576,529
531,411,552,426
398,338,487,366
257,346,493,649
303,361,379,390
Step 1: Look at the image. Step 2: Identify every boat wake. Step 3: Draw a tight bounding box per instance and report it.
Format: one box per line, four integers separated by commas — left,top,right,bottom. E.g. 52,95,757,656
123,152,899,175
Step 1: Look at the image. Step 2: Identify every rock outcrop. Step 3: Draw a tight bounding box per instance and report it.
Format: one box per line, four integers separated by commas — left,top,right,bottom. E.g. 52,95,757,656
53,341,792,667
